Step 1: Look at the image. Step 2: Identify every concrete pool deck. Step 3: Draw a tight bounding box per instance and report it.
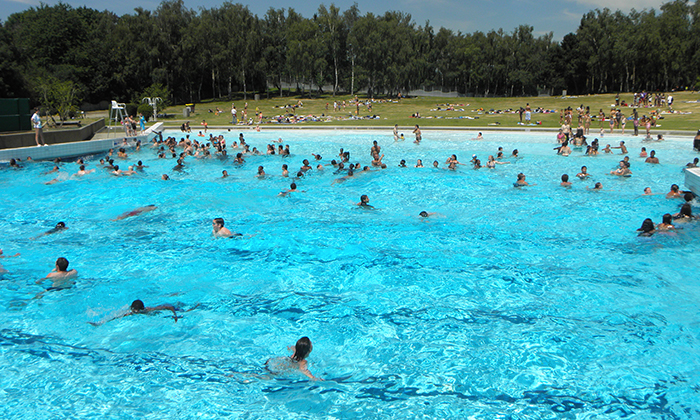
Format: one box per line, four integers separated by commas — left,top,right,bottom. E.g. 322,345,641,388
0,123,162,163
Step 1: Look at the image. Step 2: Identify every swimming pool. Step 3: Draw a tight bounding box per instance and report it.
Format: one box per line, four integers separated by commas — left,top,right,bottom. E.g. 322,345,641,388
1,129,699,418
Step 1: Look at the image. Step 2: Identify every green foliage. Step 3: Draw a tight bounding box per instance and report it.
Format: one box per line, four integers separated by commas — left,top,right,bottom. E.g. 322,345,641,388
35,75,82,122
137,103,153,120
138,83,171,112
2,0,700,105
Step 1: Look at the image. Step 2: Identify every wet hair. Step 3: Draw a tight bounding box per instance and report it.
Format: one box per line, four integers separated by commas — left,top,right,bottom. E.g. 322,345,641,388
680,203,692,218
637,218,655,233
213,217,225,227
561,174,569,182
56,222,66,228
292,337,312,361
662,213,673,224
79,165,85,170
290,182,297,190
671,184,679,192
419,211,429,217
517,173,525,181
360,194,369,203
56,257,69,271
684,193,694,202
131,299,145,312
594,182,602,189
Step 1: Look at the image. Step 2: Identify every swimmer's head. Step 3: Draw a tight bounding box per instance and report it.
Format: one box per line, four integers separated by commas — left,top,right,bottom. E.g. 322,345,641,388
684,193,693,202
162,174,170,180
419,211,429,218
56,222,66,229
360,194,369,204
213,217,225,228
644,187,652,194
55,257,69,271
561,174,569,182
594,182,602,189
131,299,145,313
671,184,679,192
433,161,438,168
638,218,655,233
292,336,313,361
290,182,297,190
662,213,673,224
680,203,692,217
79,165,85,170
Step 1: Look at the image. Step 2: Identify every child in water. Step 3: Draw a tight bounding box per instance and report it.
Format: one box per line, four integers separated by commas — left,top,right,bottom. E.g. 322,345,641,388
266,337,322,381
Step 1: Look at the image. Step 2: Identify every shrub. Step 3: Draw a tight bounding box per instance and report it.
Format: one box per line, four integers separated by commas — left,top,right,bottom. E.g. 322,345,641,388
137,103,153,121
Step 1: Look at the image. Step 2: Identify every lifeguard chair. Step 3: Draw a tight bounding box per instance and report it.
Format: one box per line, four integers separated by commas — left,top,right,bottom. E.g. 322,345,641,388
109,100,128,132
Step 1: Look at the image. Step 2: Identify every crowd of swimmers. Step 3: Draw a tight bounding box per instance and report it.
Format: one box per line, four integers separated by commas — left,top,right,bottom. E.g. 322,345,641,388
3,125,700,382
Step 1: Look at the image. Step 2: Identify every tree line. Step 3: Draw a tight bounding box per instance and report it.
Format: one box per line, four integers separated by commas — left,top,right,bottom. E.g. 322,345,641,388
1,0,699,108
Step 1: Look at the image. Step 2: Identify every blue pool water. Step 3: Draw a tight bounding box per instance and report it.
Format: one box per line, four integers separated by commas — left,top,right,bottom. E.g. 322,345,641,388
1,129,700,418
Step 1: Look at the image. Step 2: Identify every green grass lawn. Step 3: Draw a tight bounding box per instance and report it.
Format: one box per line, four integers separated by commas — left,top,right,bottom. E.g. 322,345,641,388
155,92,700,132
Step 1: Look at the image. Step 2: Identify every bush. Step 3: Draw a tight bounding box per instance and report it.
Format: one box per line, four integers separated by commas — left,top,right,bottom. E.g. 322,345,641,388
125,104,138,118
137,103,153,121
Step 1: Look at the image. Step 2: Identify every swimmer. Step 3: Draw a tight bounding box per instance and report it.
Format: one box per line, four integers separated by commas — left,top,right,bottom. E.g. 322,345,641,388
415,159,423,168
666,184,689,199
398,159,407,168
673,203,695,220
0,249,20,258
222,170,229,178
560,174,572,187
511,149,519,158
265,337,321,381
279,182,297,197
637,218,656,236
639,147,648,158
587,182,603,191
611,141,628,154
112,205,157,221
657,213,676,231
281,164,289,177
33,222,67,239
357,194,373,208
514,173,531,186
576,166,590,179
256,166,266,177
433,160,439,168
44,256,77,279
212,217,240,238
419,211,437,218
75,165,95,177
162,174,170,180
89,299,197,326
474,132,483,140
643,187,654,195
413,125,422,143
644,150,659,164
610,161,631,176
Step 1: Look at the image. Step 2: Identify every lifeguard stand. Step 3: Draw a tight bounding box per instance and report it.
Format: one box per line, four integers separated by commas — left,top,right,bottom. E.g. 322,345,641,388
108,100,127,132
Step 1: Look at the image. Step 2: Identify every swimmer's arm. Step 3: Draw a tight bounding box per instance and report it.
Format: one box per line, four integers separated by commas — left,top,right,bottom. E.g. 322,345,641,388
298,360,322,381
150,304,178,320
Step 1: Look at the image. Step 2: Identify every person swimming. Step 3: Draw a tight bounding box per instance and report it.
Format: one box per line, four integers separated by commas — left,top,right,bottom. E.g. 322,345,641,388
265,336,321,381
112,205,157,221
89,299,199,326
637,218,656,236
357,194,373,208
33,222,68,239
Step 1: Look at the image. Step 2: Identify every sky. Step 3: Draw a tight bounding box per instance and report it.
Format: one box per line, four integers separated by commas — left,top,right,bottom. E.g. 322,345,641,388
0,0,669,40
